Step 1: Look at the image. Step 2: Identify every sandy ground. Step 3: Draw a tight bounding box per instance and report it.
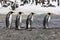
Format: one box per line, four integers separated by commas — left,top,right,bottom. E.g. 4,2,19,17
0,14,60,40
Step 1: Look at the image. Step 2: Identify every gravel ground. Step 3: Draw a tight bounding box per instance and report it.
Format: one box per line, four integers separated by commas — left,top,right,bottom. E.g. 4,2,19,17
0,28,60,40
0,14,60,40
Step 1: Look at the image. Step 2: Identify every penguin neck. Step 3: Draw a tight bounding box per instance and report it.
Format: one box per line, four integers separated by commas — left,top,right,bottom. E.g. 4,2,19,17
31,15,33,21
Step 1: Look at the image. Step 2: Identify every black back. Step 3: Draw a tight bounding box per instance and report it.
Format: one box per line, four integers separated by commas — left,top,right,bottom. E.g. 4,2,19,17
15,15,20,29
43,15,49,27
6,13,10,27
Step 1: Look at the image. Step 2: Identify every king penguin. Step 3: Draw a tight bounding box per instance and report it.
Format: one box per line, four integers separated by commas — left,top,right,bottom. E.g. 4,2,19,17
6,11,14,28
15,12,22,30
43,13,51,29
26,12,35,29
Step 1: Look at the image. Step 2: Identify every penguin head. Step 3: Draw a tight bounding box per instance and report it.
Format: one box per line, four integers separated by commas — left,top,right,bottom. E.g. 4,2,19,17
48,13,51,15
9,11,14,14
31,12,35,15
19,12,22,15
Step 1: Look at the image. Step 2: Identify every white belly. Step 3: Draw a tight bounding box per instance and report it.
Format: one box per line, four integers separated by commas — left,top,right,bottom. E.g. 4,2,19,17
48,16,51,22
9,15,12,24
28,23,30,28
31,16,33,21
19,16,22,23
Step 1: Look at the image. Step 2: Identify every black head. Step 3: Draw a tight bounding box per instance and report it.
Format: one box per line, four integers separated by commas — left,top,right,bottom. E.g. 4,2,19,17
31,12,35,15
48,13,51,15
19,12,22,15
9,11,14,14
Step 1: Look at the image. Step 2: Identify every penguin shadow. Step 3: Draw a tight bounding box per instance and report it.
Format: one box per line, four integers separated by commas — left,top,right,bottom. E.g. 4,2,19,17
42,27,60,30
21,25,32,31
25,29,32,31
14,24,26,31
6,26,25,31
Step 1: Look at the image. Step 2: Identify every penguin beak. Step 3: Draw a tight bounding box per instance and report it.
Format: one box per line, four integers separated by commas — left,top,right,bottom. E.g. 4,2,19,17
12,12,14,13
12,12,15,14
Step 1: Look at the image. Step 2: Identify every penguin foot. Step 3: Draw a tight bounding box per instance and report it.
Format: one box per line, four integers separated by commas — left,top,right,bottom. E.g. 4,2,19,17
8,26,11,29
25,28,28,30
25,27,29,30
27,29,32,31
46,27,49,29
15,28,23,30
43,27,46,29
18,26,21,30
6,27,8,28
15,28,19,30
43,27,49,29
